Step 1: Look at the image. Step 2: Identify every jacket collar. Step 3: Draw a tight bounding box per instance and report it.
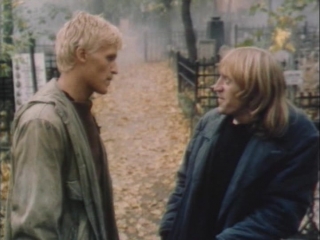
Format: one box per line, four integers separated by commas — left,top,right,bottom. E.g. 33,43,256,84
203,111,226,140
191,112,226,181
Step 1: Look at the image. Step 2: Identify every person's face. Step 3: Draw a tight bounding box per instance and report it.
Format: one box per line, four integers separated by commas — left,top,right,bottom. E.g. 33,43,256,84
212,73,250,123
82,45,118,95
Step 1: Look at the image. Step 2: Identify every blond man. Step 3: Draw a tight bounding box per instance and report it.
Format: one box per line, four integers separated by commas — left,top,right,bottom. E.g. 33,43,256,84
160,47,319,240
5,12,122,240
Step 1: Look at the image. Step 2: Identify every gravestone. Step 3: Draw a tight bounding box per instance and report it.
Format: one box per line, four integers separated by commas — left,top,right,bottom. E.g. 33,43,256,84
12,53,47,111
206,17,225,57
198,39,216,60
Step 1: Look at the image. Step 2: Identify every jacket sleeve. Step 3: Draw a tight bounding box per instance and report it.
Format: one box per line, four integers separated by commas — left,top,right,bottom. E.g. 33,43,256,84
7,119,65,239
216,134,319,240
159,117,205,237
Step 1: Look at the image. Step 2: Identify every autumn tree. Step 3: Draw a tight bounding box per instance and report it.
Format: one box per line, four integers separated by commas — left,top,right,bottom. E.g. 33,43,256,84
0,1,72,74
1,0,14,62
250,0,318,52
1,0,14,77
182,0,197,60
2,0,13,45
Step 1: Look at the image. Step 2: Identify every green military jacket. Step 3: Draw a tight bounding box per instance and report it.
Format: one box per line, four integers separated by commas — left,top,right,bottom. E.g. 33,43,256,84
5,79,119,240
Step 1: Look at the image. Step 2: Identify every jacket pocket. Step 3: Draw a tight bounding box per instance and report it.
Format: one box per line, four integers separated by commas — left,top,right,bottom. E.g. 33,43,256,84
66,180,83,201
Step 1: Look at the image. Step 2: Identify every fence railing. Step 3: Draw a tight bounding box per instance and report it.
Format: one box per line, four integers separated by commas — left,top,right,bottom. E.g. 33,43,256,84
0,59,14,237
294,91,320,121
0,60,14,154
176,52,219,130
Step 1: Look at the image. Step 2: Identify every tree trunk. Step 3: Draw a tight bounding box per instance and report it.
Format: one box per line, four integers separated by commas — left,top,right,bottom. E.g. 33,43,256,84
181,0,197,61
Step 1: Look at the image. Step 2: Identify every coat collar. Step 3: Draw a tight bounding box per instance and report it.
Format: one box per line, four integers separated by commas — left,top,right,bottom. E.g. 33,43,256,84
190,113,226,181
203,111,226,140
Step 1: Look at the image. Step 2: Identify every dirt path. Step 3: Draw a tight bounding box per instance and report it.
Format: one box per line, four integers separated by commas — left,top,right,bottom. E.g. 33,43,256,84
92,61,190,240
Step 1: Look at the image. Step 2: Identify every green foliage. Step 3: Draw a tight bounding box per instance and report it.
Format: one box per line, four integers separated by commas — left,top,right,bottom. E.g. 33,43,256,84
249,0,318,52
250,0,317,28
0,0,179,62
0,63,11,77
0,1,72,76
249,2,268,15
0,2,72,61
236,38,255,47
178,92,196,118
91,0,176,25
14,3,72,40
141,0,176,12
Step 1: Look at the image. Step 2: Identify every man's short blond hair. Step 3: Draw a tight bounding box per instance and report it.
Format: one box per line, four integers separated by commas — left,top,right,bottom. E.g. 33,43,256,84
55,11,122,73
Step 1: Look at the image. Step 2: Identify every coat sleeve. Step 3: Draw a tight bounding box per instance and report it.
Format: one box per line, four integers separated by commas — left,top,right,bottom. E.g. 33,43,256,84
159,117,205,237
7,119,65,239
216,133,319,240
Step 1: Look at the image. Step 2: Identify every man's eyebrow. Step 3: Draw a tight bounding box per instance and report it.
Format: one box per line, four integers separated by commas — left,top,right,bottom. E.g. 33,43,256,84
107,54,117,58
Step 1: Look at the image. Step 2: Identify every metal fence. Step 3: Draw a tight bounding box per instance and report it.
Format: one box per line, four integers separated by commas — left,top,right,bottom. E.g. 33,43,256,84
27,44,59,81
0,59,14,163
175,51,219,130
294,92,320,121
0,59,14,236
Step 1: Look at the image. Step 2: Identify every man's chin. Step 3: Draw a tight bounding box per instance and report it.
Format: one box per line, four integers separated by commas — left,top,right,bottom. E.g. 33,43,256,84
217,107,230,116
95,88,108,95
217,106,224,113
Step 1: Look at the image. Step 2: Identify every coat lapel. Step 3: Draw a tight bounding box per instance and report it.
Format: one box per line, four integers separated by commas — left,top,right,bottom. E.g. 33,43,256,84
192,114,226,181
218,136,287,220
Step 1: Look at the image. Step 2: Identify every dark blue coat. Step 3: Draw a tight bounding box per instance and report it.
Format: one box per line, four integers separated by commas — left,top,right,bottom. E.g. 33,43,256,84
160,108,319,240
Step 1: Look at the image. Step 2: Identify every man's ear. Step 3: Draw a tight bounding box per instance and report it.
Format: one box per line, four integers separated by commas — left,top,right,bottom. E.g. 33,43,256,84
75,47,87,63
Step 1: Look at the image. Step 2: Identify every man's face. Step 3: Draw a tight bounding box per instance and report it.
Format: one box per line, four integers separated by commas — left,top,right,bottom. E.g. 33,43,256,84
83,45,118,95
212,74,249,122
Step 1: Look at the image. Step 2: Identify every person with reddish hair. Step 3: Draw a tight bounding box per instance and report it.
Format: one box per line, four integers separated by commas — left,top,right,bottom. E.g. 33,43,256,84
160,47,319,240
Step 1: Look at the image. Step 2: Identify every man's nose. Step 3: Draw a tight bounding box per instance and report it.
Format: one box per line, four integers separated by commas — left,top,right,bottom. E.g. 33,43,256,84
210,78,222,92
111,62,118,74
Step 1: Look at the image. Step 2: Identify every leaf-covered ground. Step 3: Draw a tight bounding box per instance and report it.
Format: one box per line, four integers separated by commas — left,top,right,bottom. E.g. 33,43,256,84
92,61,190,240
